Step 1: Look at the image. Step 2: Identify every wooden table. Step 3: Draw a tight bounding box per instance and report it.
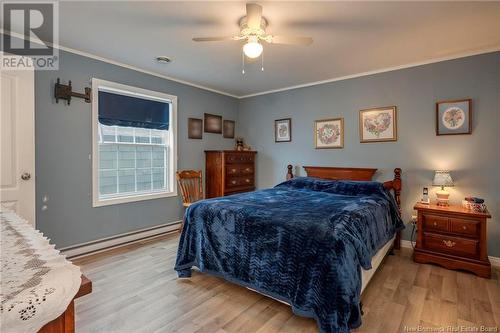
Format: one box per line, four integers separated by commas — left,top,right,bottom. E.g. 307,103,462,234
39,275,92,333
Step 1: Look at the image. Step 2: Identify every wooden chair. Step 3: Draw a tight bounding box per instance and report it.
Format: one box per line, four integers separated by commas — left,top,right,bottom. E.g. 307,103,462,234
176,170,203,232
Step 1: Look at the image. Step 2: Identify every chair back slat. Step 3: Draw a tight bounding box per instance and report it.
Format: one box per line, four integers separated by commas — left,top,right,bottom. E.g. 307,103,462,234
176,170,203,206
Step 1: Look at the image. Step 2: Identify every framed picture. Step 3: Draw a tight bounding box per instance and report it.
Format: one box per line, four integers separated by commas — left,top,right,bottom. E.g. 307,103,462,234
223,120,235,138
359,106,397,143
188,118,203,139
275,118,291,142
436,99,472,135
314,118,344,149
204,113,222,134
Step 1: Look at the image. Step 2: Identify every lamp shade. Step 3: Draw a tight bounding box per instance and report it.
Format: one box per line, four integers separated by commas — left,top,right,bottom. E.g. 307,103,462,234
432,170,454,187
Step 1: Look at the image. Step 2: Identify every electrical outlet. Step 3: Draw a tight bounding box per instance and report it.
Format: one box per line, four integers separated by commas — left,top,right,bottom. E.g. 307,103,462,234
411,215,418,225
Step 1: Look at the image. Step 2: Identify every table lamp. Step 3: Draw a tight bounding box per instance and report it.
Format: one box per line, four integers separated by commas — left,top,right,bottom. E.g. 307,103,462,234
432,170,454,206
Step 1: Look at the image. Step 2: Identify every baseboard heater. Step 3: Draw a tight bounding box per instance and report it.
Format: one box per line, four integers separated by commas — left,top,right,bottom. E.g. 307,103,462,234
60,221,181,259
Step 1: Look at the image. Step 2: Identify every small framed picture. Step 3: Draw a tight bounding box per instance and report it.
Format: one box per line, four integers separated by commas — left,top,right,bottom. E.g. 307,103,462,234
223,120,235,138
188,118,203,139
359,106,397,143
275,118,291,142
314,118,344,149
436,99,472,135
204,113,222,134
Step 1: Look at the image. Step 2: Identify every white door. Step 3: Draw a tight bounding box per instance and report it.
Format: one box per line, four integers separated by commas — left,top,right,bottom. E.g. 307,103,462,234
0,59,36,226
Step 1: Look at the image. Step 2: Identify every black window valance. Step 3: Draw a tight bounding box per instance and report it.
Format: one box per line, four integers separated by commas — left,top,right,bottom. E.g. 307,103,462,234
98,90,170,130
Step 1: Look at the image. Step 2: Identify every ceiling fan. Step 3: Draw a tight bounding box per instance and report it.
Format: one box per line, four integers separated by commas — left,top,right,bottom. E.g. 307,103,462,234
193,3,313,63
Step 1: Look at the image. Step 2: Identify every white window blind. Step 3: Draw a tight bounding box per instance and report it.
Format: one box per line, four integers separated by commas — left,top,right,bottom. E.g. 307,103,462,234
98,125,169,198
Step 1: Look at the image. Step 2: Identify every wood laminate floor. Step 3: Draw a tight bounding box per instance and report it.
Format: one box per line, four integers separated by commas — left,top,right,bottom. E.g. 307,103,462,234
73,234,500,333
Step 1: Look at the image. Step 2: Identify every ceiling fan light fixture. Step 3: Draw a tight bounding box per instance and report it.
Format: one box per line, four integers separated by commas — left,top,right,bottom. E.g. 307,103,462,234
243,40,263,59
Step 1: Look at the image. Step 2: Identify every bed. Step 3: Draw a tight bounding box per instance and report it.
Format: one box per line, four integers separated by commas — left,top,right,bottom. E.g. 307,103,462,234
175,166,404,333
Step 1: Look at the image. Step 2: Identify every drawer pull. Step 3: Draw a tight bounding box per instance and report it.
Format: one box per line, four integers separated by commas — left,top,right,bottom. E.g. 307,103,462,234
433,222,437,226
245,179,250,183
245,168,251,172
231,168,237,173
231,180,237,185
462,226,467,230
442,240,456,248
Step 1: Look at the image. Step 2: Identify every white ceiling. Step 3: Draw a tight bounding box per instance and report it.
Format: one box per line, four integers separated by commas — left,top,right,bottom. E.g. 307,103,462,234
30,1,500,97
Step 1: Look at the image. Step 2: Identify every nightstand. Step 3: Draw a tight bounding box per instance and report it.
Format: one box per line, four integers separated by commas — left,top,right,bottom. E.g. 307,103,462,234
413,202,491,278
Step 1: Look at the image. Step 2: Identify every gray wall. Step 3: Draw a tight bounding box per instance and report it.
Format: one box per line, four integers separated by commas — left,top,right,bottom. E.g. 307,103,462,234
32,49,500,256
238,52,500,256
36,50,238,248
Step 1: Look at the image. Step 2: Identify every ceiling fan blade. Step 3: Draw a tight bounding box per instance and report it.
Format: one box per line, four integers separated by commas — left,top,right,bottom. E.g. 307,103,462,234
268,35,313,46
246,3,263,29
192,36,236,42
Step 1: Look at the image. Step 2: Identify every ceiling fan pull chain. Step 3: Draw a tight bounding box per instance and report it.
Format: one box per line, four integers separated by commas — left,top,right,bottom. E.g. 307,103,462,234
242,50,246,74
261,51,264,72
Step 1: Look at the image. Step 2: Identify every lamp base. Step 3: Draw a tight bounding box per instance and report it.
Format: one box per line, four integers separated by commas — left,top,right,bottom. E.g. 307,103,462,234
436,189,450,206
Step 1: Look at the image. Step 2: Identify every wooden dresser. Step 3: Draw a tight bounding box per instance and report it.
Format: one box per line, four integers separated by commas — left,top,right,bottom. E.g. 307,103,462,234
413,202,491,278
205,150,257,198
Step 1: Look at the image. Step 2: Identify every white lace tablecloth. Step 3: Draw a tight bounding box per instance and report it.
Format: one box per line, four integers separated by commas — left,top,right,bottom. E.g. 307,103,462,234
1,209,81,333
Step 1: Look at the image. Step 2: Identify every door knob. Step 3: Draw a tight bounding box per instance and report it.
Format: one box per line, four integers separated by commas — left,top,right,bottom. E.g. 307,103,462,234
21,172,31,181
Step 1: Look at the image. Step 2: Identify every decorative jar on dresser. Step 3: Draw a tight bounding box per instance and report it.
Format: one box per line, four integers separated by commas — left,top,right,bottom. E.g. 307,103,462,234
413,202,491,278
204,150,257,198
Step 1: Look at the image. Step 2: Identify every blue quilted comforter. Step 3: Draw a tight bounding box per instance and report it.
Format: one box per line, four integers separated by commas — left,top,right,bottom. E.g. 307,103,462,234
175,177,404,332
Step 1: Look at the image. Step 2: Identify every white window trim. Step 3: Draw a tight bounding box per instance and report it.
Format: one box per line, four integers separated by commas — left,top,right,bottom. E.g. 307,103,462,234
91,78,178,207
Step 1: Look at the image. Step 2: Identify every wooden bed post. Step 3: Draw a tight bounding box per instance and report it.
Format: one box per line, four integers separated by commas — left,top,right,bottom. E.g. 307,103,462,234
393,168,402,250
286,165,294,180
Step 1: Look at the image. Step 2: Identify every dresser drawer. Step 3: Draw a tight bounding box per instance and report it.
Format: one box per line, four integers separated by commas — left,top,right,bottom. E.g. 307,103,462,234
423,232,478,259
422,214,449,233
449,217,479,237
225,153,255,164
226,164,254,177
225,176,254,189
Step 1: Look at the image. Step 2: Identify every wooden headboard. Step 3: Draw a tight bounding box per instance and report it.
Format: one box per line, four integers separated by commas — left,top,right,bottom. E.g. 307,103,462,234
286,165,402,249
302,166,377,181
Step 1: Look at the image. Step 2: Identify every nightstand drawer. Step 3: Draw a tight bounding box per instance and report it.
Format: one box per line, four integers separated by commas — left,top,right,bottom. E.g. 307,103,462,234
423,232,478,258
449,217,479,237
423,214,449,233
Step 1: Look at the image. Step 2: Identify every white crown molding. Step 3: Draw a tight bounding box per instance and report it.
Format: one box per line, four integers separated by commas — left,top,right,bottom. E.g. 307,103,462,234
2,29,499,100
0,29,239,99
238,45,500,99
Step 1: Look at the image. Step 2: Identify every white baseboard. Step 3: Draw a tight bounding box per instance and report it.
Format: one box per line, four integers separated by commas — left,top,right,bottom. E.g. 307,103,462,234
60,221,181,259
490,256,500,267
401,240,413,249
400,240,500,267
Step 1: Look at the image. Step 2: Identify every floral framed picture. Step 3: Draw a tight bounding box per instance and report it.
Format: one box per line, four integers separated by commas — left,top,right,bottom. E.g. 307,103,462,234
359,106,397,143
275,118,291,142
436,99,472,135
314,118,344,149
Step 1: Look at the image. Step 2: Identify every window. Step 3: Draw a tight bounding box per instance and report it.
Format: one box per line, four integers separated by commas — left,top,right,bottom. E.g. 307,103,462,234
92,79,177,207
